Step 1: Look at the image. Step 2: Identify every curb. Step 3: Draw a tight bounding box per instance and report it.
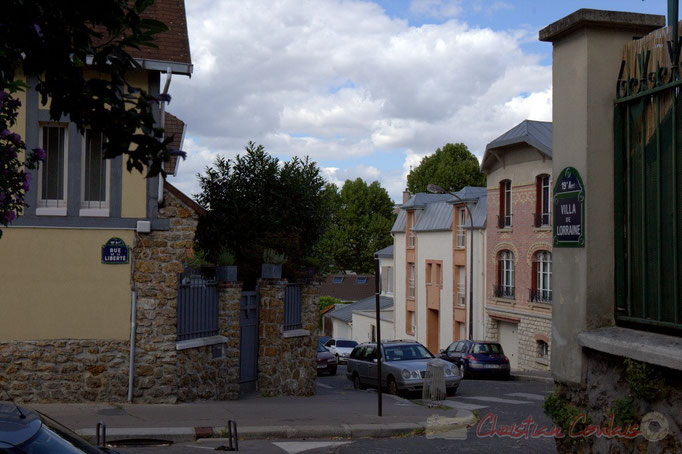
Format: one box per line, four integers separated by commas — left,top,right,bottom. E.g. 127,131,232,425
76,412,477,444
510,373,554,384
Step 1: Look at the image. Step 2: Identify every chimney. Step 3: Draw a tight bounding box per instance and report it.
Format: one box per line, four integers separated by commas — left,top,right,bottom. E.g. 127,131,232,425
402,189,411,204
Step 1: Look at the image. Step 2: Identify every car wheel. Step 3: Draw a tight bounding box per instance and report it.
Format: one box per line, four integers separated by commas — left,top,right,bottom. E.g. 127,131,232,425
387,376,399,395
353,373,366,390
459,364,465,379
447,386,458,396
328,366,337,376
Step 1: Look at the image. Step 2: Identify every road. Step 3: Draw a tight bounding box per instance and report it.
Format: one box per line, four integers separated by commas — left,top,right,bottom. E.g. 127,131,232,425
114,365,557,453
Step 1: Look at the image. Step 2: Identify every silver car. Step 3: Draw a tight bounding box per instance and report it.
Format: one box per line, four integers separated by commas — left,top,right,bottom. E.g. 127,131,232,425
346,340,461,395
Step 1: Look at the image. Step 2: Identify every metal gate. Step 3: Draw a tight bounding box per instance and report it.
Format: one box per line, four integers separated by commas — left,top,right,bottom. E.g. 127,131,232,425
177,273,219,341
239,290,259,386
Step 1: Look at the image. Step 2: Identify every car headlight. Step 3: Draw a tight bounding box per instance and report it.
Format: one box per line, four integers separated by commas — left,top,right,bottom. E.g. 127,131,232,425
401,369,411,379
444,368,451,375
411,371,419,378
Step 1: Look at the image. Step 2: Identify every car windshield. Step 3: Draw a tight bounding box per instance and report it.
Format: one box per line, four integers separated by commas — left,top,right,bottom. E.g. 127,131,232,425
336,340,357,348
472,343,503,354
317,343,328,353
383,344,433,361
18,413,102,453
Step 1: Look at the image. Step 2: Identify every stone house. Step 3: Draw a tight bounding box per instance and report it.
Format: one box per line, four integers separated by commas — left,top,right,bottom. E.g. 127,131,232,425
541,9,681,452
391,188,487,354
480,119,553,371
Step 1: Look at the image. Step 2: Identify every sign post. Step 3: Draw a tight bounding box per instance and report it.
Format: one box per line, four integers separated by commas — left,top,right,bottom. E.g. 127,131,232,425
375,256,382,417
553,167,585,248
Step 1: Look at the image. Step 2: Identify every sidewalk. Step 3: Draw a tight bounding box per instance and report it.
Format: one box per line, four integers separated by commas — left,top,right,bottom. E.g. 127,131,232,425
510,370,553,383
31,389,476,443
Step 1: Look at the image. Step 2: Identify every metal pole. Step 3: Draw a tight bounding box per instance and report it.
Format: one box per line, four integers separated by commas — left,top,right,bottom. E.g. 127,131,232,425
375,256,382,417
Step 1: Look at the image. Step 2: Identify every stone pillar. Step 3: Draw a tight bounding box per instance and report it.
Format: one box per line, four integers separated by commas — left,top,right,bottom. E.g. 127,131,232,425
257,280,318,396
219,281,242,400
539,10,664,384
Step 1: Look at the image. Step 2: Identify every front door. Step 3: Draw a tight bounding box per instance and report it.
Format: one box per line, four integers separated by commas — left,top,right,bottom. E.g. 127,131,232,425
426,308,440,354
498,322,519,369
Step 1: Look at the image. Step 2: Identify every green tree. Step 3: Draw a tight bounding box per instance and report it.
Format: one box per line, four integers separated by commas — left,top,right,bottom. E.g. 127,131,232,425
406,143,485,193
1,0,181,238
316,178,395,274
194,142,330,287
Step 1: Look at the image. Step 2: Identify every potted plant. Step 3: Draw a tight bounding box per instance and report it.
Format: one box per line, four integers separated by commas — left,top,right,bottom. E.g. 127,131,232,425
215,249,237,282
185,248,210,277
262,248,287,279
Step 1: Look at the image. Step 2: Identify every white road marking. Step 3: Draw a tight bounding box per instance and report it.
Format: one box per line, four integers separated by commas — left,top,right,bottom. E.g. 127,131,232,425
316,382,334,389
505,392,547,401
273,441,352,453
441,400,489,411
460,396,532,404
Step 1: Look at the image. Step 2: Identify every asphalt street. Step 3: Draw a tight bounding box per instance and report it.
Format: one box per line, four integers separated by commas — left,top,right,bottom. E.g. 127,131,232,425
114,365,557,453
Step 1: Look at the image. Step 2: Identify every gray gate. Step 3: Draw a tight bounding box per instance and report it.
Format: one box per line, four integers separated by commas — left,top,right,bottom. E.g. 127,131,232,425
177,274,219,341
239,290,259,387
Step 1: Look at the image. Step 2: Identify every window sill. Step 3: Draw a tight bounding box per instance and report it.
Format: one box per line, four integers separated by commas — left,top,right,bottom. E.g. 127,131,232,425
528,301,553,309
577,326,682,372
533,226,552,232
283,328,310,338
176,335,227,351
79,208,110,217
36,207,67,216
492,297,516,305
497,227,513,232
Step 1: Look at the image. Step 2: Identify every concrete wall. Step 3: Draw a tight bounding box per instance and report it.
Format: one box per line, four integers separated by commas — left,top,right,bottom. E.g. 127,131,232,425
331,318,351,339
392,232,413,341
351,310,394,343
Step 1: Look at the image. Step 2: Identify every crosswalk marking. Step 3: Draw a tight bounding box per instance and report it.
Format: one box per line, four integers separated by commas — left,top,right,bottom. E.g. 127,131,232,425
460,396,532,404
316,382,334,389
505,392,547,401
441,400,489,411
273,441,352,453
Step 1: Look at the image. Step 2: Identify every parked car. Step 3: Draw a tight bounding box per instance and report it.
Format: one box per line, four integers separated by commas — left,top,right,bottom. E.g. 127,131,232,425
438,340,511,379
346,340,461,395
323,338,358,364
316,342,338,375
0,402,119,453
318,335,331,346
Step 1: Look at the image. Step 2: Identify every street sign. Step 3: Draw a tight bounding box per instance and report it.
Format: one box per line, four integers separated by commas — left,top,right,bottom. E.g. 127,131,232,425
553,167,585,247
102,237,129,264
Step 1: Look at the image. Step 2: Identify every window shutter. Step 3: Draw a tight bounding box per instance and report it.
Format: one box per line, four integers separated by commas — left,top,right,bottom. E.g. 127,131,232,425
499,181,505,220
535,175,542,226
531,258,538,292
497,256,503,286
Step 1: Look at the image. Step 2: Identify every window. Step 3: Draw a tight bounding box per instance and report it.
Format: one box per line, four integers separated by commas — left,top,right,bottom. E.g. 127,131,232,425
381,266,394,294
425,262,433,285
332,276,344,284
456,208,466,247
531,251,552,303
355,276,368,284
407,310,415,335
408,211,416,248
495,250,515,299
454,342,465,353
457,266,465,306
80,130,110,216
535,174,551,227
408,263,415,298
37,125,68,215
435,263,442,286
498,180,512,228
537,340,549,358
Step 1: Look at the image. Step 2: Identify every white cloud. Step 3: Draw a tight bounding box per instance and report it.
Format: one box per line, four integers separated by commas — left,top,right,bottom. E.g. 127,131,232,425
169,0,552,202
322,164,382,187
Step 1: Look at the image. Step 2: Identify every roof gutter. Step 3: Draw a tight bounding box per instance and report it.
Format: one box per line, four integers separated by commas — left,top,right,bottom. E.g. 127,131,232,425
135,58,193,77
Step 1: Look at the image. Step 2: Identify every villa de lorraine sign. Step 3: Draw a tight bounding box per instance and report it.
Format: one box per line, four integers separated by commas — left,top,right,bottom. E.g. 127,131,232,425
553,167,585,248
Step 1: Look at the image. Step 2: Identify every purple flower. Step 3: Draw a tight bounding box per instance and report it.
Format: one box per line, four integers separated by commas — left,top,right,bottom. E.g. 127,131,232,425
7,133,22,146
3,210,16,223
21,172,31,191
32,147,46,161
0,129,9,139
0,192,5,202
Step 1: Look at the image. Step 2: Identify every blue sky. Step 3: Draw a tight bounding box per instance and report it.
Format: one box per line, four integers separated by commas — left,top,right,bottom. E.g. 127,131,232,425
171,0,670,201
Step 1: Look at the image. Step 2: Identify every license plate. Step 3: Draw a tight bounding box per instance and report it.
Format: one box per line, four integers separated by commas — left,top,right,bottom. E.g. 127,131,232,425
317,364,326,369
482,364,499,368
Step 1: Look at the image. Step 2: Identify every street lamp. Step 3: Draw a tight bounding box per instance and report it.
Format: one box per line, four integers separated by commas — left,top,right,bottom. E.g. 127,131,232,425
427,184,474,341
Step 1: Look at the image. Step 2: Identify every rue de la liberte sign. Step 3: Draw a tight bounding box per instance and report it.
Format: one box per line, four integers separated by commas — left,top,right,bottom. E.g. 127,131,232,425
101,237,129,264
553,167,585,248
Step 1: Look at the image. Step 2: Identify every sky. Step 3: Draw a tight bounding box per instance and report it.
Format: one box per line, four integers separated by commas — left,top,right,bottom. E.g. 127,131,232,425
168,0,668,202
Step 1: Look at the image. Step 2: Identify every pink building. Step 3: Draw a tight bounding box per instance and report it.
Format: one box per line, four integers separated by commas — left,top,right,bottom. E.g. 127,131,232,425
481,120,553,371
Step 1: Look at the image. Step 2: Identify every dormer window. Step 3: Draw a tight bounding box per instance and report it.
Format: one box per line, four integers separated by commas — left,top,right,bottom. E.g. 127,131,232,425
37,124,68,216
332,276,344,284
80,130,110,217
355,276,368,284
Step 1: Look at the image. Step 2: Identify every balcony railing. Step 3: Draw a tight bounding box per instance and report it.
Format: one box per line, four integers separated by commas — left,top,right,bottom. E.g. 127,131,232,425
529,288,552,304
493,284,515,299
534,212,551,228
497,214,512,229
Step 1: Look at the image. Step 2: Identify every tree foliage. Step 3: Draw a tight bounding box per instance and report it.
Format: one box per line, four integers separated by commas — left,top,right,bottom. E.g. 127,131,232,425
314,178,395,274
1,0,182,237
406,143,485,193
194,142,330,287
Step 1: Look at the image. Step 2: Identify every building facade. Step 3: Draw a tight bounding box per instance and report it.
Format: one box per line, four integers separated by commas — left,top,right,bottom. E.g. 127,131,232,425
481,120,553,371
392,188,487,354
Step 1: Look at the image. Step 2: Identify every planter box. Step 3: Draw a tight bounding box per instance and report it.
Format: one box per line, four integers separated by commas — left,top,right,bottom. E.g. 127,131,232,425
216,265,237,282
262,263,282,279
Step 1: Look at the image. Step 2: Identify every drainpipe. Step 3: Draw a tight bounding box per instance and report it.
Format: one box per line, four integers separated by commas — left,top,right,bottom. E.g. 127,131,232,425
127,290,137,402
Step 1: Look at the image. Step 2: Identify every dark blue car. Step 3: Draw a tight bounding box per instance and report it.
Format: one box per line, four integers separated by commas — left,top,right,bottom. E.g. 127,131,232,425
438,340,511,379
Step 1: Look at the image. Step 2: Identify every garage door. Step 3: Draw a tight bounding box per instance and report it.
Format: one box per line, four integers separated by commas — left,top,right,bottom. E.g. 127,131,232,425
498,322,519,369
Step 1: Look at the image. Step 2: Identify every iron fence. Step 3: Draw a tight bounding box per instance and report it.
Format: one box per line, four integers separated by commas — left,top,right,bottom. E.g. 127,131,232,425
177,274,219,341
284,283,303,331
493,284,515,300
497,214,512,229
528,288,552,304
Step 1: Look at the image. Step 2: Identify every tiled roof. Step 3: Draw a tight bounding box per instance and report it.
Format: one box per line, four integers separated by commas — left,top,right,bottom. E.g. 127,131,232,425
374,245,394,258
163,112,185,175
164,181,205,216
319,274,376,302
481,120,552,171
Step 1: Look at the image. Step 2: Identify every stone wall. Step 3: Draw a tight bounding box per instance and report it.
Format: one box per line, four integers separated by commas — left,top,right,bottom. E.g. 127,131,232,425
550,349,681,453
258,280,318,396
176,282,241,401
484,313,551,372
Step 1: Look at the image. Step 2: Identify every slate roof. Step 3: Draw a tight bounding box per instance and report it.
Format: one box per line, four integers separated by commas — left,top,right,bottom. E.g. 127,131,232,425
391,186,487,233
319,274,376,302
325,296,394,323
163,112,185,175
401,193,454,209
481,120,553,171
374,245,394,258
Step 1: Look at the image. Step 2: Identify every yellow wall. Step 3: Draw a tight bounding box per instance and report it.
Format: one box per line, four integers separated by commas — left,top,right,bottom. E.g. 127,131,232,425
0,228,134,341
